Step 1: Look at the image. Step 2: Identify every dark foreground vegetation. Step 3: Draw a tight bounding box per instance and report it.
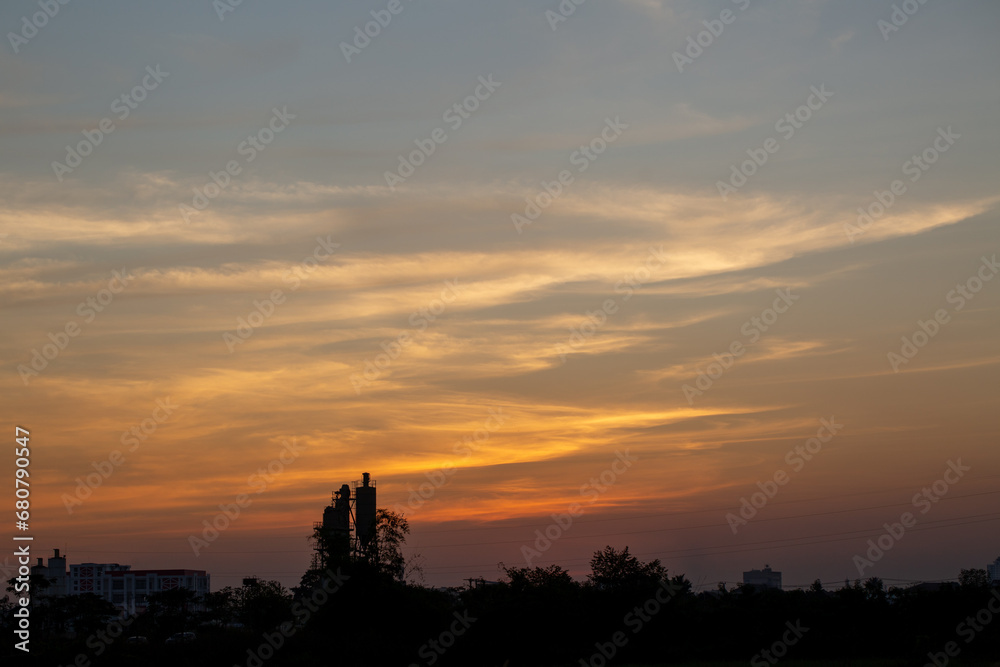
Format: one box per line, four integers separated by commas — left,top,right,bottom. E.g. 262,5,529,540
4,513,998,667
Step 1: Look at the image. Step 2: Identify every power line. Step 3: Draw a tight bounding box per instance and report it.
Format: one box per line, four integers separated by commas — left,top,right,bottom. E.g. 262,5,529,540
414,511,1000,568
58,491,999,557
405,490,1000,550
405,473,1000,535
413,513,1000,573
102,473,999,544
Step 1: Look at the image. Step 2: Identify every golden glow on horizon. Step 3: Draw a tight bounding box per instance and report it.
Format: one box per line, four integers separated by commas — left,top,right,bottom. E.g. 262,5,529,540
3,177,998,590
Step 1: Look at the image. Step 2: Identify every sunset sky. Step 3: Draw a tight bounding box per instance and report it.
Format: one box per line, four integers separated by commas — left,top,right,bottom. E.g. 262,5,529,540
2,0,998,591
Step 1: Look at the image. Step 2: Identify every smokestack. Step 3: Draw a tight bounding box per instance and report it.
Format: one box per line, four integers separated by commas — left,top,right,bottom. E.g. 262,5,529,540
355,472,376,548
54,548,60,558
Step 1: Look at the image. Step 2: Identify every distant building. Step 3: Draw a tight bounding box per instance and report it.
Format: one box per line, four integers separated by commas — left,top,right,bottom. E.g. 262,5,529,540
909,582,957,593
989,557,1000,583
31,548,68,596
107,569,210,615
31,549,209,614
69,561,131,597
743,565,782,590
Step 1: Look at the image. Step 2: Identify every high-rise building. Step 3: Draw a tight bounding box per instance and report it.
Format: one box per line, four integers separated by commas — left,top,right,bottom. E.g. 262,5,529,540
988,556,1000,583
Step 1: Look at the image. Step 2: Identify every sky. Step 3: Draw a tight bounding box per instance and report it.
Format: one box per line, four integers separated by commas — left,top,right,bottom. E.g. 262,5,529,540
1,0,998,592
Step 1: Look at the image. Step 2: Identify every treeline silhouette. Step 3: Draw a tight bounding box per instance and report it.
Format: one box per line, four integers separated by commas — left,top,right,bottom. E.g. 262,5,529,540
4,515,999,666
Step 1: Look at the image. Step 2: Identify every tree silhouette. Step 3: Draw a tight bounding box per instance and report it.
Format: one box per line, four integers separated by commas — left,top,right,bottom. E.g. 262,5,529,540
364,508,411,581
201,587,237,626
863,577,887,603
500,563,576,593
234,578,292,633
588,545,666,591
667,572,693,596
959,568,989,590
146,588,199,635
